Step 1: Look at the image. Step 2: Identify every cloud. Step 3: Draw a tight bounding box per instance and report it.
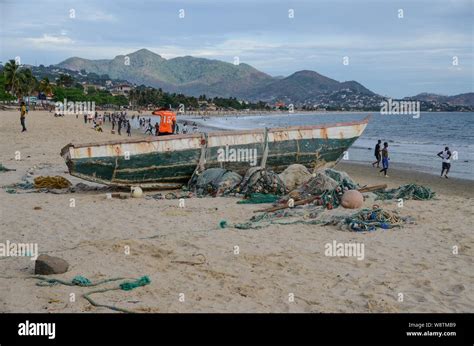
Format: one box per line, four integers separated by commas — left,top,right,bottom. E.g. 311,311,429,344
25,34,74,46
80,10,117,22
1,0,471,97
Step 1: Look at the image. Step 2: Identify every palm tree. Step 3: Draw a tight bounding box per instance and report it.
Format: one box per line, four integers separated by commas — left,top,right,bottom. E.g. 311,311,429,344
38,77,52,105
19,69,37,106
56,74,74,88
38,77,52,95
3,59,23,101
38,77,51,92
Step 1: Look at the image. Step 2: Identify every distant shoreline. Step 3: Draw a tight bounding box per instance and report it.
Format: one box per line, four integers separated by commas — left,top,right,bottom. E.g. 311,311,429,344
1,105,473,116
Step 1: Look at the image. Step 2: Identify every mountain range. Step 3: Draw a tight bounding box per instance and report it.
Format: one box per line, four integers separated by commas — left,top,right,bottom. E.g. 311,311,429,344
56,49,374,103
56,48,473,106
404,93,474,106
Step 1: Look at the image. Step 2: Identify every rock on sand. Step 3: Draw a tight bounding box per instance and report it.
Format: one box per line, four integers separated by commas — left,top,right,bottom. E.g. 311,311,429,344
35,254,69,275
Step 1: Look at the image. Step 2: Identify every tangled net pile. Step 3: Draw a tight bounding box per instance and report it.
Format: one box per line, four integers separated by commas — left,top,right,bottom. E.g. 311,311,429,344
343,207,403,232
232,205,405,231
221,168,428,232
233,206,331,229
239,167,287,196
187,167,287,198
187,168,242,197
284,168,359,209
374,184,435,200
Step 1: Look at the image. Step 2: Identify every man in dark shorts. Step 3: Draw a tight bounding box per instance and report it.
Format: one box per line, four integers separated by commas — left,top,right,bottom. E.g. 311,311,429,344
437,146,452,178
379,142,389,177
372,140,382,167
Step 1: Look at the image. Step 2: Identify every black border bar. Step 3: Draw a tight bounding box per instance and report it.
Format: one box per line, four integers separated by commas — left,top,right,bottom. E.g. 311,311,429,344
0,313,472,345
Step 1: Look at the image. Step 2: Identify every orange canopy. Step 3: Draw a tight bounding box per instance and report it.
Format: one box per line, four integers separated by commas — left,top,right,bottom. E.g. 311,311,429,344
152,109,175,117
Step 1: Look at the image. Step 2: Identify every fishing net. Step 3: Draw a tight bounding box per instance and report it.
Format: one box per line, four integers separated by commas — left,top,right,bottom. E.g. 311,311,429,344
323,168,358,189
4,176,35,193
187,168,242,197
237,193,281,204
342,208,404,232
233,204,329,229
228,204,404,232
282,168,358,209
0,163,14,172
219,169,425,232
374,184,435,200
278,164,312,191
34,275,151,313
34,176,72,189
239,167,287,196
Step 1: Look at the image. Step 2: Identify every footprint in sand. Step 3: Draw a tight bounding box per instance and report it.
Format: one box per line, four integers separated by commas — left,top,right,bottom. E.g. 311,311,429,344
451,284,465,294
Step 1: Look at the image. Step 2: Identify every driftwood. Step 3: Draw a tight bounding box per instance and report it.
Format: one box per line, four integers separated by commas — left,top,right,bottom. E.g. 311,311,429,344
253,195,321,213
357,184,387,193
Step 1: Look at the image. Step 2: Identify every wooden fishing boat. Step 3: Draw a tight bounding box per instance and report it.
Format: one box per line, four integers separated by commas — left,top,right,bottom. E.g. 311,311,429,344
61,116,370,189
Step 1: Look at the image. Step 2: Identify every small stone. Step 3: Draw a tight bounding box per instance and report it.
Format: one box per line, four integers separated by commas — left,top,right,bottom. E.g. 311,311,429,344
35,254,69,275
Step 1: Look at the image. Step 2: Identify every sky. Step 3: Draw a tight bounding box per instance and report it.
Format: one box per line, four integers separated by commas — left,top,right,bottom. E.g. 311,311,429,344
0,0,472,98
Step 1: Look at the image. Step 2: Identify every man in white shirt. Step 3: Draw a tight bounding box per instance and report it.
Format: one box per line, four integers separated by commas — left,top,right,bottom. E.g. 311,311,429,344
437,146,452,179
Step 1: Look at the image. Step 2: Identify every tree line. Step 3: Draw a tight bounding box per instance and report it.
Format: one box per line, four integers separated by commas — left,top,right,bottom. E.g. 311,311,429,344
129,86,271,111
1,59,272,110
1,59,127,106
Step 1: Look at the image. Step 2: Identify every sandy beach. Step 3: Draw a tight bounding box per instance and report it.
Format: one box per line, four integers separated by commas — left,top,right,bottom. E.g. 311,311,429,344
0,110,472,313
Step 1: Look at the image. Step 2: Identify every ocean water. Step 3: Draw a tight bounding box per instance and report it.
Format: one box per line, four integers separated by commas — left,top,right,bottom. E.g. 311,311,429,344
181,112,474,180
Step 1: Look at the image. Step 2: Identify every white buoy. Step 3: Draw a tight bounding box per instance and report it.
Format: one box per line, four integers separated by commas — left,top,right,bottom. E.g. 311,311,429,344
131,186,143,198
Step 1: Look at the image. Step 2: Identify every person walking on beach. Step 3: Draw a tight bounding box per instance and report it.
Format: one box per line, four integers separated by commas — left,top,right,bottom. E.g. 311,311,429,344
379,142,390,177
20,102,27,132
126,121,131,137
145,122,153,135
372,140,382,168
437,146,452,178
117,118,122,135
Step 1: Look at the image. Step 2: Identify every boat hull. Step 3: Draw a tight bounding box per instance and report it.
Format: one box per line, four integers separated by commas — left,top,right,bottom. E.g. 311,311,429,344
61,117,369,189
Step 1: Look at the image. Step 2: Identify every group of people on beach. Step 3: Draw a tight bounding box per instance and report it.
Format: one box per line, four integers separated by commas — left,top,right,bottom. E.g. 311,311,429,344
372,140,452,178
75,108,201,137
79,111,131,136
109,112,132,137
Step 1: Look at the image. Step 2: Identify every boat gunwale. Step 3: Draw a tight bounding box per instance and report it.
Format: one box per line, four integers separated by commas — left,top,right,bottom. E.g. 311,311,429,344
63,115,371,150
